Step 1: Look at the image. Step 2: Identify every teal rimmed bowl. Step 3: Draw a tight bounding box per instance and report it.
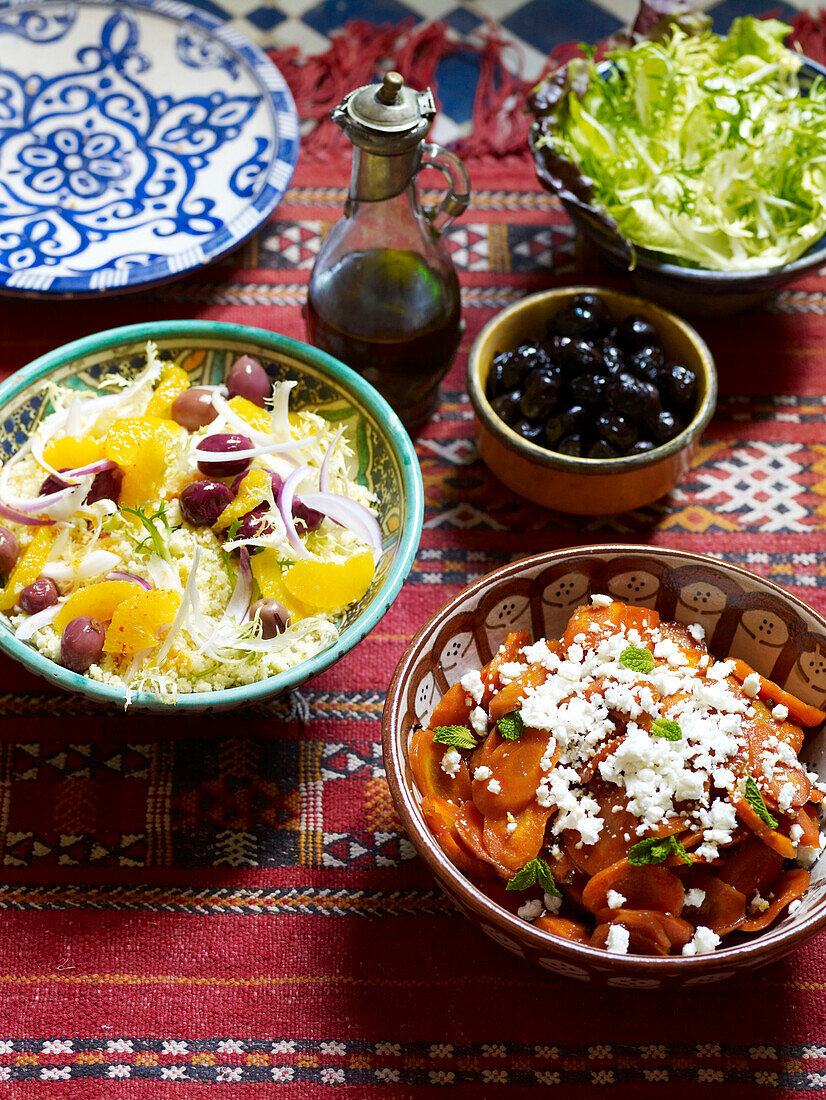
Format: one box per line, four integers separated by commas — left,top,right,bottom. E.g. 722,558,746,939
0,320,423,713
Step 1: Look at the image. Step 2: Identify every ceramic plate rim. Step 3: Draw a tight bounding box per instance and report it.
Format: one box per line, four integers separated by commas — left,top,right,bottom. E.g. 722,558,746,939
0,319,424,711
0,0,299,297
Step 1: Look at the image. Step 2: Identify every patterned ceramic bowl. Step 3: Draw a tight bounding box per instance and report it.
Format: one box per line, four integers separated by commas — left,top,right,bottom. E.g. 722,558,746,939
382,545,826,988
0,320,423,713
467,287,717,516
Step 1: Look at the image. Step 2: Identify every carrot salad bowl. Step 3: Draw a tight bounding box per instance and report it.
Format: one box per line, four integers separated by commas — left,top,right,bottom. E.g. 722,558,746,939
382,545,826,988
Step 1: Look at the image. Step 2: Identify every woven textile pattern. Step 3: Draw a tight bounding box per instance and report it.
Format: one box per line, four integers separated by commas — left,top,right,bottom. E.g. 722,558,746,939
0,7,826,1098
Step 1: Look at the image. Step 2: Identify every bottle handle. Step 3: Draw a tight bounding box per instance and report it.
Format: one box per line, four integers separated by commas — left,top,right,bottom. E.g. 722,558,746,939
419,142,471,232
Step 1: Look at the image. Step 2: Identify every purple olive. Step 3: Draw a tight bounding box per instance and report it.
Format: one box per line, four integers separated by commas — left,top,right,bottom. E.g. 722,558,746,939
249,597,290,638
171,387,219,431
61,616,105,673
19,577,59,614
226,356,270,407
235,504,272,541
40,465,123,505
231,469,324,534
196,433,252,478
0,526,19,579
180,479,234,527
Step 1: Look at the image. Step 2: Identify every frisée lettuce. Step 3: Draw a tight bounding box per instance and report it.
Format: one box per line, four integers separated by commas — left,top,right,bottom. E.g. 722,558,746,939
530,14,826,271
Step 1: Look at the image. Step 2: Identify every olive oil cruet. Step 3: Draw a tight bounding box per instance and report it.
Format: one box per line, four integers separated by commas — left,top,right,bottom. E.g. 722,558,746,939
306,72,471,433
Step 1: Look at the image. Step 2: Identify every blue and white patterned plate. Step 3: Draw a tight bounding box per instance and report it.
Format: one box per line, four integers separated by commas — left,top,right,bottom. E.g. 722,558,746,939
0,0,299,296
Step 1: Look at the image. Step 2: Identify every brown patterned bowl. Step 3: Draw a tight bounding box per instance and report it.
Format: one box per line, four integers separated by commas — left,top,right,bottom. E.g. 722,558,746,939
467,287,717,515
382,545,826,988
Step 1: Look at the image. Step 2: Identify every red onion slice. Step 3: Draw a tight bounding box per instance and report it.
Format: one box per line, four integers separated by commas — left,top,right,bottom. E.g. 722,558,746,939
278,467,313,560
107,571,153,590
194,438,311,464
0,501,54,527
319,427,346,495
299,492,382,553
226,547,253,624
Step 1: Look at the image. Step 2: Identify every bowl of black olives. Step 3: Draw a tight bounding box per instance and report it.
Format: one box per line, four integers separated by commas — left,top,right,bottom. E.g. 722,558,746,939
467,287,717,515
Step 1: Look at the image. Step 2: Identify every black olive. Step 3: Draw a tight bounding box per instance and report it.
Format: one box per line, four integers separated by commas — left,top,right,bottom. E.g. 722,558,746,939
519,368,560,420
545,404,585,446
596,410,638,450
568,373,607,407
561,338,601,376
616,314,658,354
630,439,656,454
571,292,612,330
626,345,665,382
659,364,698,411
487,345,551,398
548,303,601,339
491,390,523,426
588,439,619,459
556,434,584,458
545,334,572,359
607,373,661,419
514,419,545,445
600,342,625,375
650,408,683,443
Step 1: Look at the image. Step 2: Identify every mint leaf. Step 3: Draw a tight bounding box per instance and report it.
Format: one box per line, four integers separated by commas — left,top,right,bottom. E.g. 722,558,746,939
506,856,559,894
432,725,477,751
619,645,655,674
498,710,524,741
745,775,778,829
651,718,682,741
628,834,691,866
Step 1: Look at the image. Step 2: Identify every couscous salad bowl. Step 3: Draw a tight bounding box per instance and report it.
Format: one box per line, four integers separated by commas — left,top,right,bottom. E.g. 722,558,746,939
0,321,423,713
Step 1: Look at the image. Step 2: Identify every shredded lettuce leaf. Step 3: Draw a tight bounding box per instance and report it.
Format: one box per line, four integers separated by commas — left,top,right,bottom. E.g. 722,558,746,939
532,16,826,271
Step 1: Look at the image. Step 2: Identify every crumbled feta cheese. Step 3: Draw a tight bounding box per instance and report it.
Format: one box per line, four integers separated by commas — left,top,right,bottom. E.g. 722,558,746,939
497,661,526,685
440,748,461,777
506,811,517,836
543,892,562,914
591,594,613,607
698,654,710,669
684,889,706,908
473,765,492,782
606,925,630,954
688,622,705,642
460,669,485,706
606,890,625,910
749,892,770,914
742,672,761,698
790,824,804,845
517,898,543,922
470,706,488,734
777,782,795,814
682,926,720,956
487,778,501,795
772,703,789,722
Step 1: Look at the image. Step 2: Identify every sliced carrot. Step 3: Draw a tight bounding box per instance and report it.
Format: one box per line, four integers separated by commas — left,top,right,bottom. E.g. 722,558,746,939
581,858,685,917
534,915,591,945
794,804,821,849
729,659,826,728
473,725,555,817
482,802,552,874
563,781,641,876
488,665,549,721
420,795,491,879
409,728,472,804
453,801,502,876
481,631,531,706
731,794,797,860
762,762,811,814
718,834,784,897
740,868,810,933
561,600,627,647
591,911,671,956
428,681,473,728
679,874,746,936
619,604,661,639
579,736,625,785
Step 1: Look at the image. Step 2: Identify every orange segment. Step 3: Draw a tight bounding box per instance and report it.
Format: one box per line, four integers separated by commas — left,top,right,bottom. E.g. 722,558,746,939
250,549,310,621
283,552,375,613
228,396,271,433
54,580,144,633
214,467,271,532
103,416,183,506
102,588,180,657
42,435,105,470
0,528,55,612
145,366,190,419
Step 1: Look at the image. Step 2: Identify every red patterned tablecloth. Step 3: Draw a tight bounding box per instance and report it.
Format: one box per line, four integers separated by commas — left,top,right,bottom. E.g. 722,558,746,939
0,92,826,1099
